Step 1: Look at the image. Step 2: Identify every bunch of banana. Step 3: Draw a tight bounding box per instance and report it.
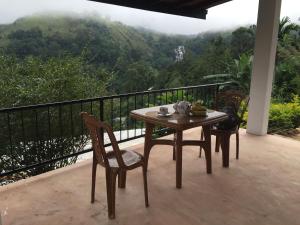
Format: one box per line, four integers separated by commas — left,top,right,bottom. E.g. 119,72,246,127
191,100,207,116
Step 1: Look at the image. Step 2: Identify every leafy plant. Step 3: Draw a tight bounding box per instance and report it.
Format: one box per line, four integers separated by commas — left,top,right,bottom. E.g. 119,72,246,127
268,95,300,133
242,96,300,133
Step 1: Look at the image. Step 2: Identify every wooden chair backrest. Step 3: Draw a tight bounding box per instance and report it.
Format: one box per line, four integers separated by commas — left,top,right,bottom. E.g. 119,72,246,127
215,90,246,113
81,112,125,168
215,90,249,128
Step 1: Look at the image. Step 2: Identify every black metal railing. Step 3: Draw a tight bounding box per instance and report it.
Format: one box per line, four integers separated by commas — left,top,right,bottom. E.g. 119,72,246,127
0,82,233,182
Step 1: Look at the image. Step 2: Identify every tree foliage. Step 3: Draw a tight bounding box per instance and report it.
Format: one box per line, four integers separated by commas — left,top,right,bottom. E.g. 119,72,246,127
0,54,111,108
0,15,298,101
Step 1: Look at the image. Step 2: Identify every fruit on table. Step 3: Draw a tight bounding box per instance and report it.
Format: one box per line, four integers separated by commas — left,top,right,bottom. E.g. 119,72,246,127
191,100,207,112
191,100,207,116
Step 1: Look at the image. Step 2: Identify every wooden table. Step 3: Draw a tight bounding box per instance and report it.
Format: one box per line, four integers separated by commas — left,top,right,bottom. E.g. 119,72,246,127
130,104,228,189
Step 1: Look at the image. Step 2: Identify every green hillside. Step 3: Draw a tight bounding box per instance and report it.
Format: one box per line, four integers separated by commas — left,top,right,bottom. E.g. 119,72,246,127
0,14,299,106
0,15,187,66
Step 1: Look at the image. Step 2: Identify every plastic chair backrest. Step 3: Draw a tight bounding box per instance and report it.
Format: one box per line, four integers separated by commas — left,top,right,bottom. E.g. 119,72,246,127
81,112,125,168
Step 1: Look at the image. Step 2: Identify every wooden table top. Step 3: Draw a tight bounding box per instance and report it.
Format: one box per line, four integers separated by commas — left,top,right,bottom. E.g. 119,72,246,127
130,104,228,130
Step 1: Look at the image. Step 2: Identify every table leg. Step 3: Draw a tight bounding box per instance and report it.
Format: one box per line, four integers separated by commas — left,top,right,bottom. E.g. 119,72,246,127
175,130,183,189
220,132,231,167
202,125,212,174
144,122,154,172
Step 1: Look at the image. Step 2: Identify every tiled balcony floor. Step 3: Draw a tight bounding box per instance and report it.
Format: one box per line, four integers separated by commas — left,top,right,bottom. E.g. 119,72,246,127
1,128,300,225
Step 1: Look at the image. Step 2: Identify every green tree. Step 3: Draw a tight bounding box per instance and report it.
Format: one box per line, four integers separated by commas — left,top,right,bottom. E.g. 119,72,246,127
113,61,158,93
232,53,253,92
231,25,256,58
0,54,111,107
273,17,300,101
278,17,299,44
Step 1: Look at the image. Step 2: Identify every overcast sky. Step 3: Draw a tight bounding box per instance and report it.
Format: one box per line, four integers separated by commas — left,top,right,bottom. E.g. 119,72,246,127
0,0,299,35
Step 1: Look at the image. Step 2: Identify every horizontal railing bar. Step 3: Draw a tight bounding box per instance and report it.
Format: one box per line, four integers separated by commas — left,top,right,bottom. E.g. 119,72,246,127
0,82,232,112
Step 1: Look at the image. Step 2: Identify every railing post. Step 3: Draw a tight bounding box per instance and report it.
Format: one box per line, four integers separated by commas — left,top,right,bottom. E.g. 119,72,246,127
7,112,14,171
100,99,104,142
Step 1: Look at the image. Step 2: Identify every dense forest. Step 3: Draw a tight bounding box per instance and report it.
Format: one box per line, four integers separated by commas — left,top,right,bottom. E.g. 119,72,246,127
0,15,299,184
0,15,299,107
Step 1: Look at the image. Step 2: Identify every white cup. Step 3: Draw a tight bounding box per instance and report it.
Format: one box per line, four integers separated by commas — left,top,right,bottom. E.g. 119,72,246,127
159,106,169,115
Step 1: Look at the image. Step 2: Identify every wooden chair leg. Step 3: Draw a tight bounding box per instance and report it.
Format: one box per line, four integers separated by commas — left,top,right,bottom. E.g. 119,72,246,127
91,156,97,203
118,170,127,188
106,170,117,219
220,132,231,168
236,132,239,159
215,135,220,152
110,171,117,219
199,129,204,158
105,169,112,218
142,165,149,207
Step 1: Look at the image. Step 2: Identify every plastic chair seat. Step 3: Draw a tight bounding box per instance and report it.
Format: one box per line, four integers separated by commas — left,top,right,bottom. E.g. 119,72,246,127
107,150,143,168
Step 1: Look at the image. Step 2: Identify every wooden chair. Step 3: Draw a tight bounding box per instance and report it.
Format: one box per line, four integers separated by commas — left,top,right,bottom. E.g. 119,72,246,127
199,90,249,159
81,112,149,219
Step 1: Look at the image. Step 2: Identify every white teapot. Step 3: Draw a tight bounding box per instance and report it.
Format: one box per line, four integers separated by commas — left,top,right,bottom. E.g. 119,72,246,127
173,101,191,115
